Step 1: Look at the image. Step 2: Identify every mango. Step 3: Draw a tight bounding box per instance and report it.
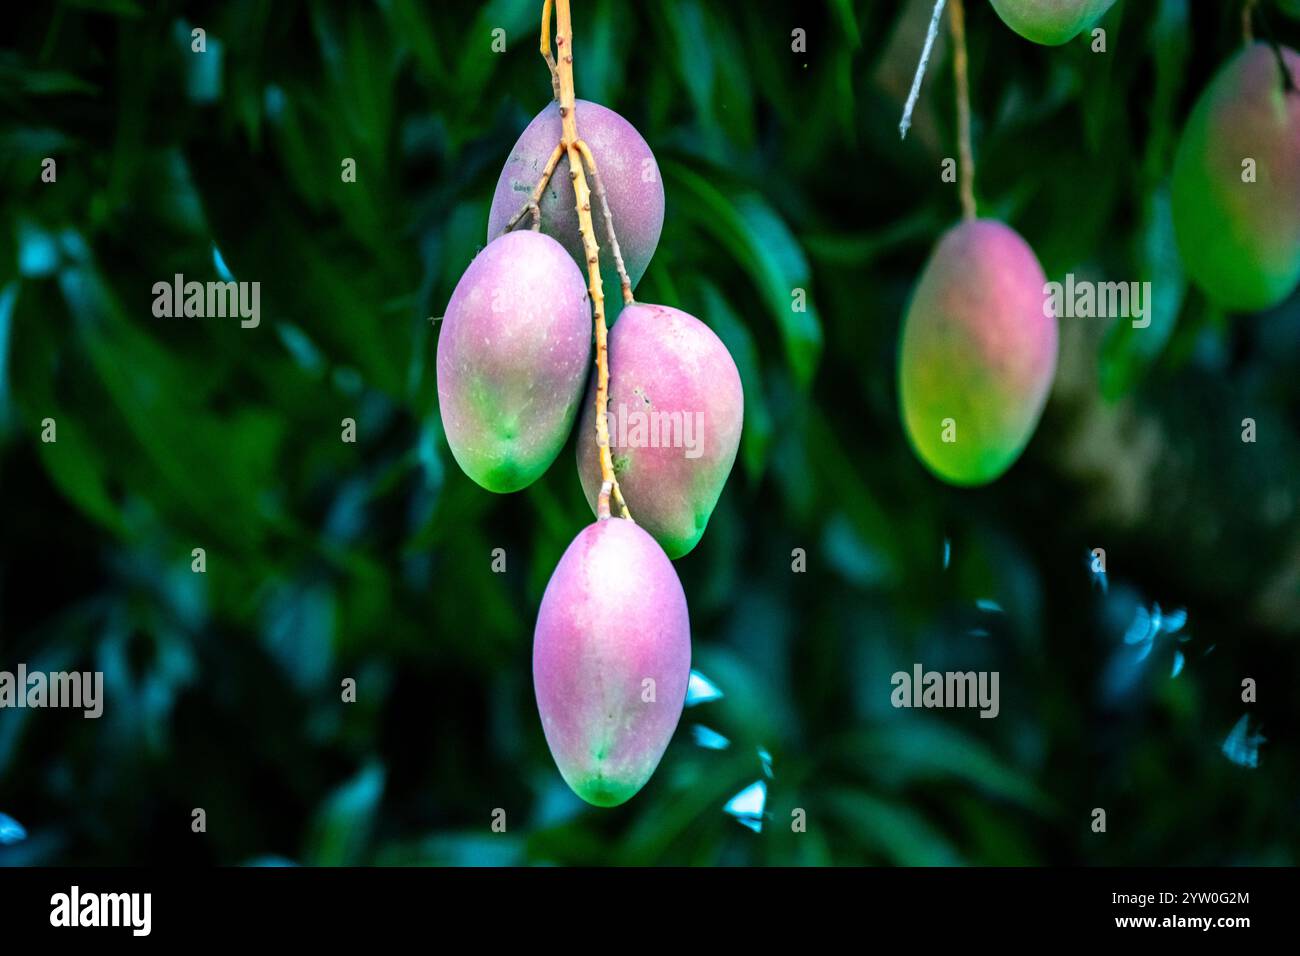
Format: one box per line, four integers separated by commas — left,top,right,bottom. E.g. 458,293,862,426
898,219,1058,486
574,303,743,558
989,0,1116,46
436,230,592,493
1172,43,1300,312
487,99,664,320
533,518,691,807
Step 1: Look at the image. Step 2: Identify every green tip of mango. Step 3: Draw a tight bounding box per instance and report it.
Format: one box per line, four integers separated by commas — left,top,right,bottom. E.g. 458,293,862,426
989,0,1117,46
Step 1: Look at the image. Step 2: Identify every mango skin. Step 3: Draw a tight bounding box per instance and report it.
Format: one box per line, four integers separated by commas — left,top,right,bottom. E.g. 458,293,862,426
1172,43,1300,313
989,0,1116,45
486,99,664,321
575,303,743,559
898,219,1057,487
533,519,691,807
436,230,592,493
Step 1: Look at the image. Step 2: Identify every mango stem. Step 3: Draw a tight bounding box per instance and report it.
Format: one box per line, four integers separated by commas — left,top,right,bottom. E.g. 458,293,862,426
1248,1,1297,93
540,0,560,100
577,140,636,306
550,0,631,521
502,142,564,234
950,0,976,221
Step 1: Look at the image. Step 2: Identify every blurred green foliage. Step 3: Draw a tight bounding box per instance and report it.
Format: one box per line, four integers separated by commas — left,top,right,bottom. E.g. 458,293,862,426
0,0,1298,866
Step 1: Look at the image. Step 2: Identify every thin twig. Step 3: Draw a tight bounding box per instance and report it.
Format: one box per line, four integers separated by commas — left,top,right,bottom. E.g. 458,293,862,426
503,142,564,234
1243,0,1257,45
1276,47,1297,94
899,0,948,140
1254,3,1297,93
552,0,630,520
540,0,560,100
576,140,634,306
950,0,976,220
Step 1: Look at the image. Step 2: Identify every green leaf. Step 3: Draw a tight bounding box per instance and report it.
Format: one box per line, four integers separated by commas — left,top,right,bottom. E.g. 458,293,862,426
663,161,823,387
0,58,100,97
306,763,386,866
834,719,1054,814
1098,187,1186,400
375,832,525,866
666,1,714,124
454,0,538,98
695,280,772,482
821,789,962,865
0,280,16,428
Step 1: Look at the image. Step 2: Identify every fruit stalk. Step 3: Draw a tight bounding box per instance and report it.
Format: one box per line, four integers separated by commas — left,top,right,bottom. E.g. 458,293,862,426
1244,0,1296,92
503,142,564,233
578,140,635,306
540,0,561,100
950,0,976,220
547,0,630,520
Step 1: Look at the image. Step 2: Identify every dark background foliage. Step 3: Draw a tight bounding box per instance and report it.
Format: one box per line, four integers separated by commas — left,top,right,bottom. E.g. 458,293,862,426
1,0,1297,865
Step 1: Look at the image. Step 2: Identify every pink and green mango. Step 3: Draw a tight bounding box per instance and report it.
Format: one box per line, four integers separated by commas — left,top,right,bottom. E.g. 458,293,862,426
898,219,1057,486
436,230,592,493
533,518,691,807
487,99,664,321
575,303,743,559
989,0,1117,46
1172,43,1300,313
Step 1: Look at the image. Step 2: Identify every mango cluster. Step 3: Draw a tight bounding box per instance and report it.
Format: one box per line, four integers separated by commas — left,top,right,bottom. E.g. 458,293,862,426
436,101,744,806
988,5,1300,312
899,14,1299,489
